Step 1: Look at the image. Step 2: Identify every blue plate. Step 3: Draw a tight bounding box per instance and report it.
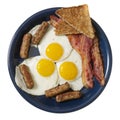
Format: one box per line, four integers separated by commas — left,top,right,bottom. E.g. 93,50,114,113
8,7,112,113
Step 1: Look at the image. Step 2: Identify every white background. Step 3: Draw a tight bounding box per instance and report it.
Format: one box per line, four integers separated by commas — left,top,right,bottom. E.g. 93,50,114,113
0,0,119,119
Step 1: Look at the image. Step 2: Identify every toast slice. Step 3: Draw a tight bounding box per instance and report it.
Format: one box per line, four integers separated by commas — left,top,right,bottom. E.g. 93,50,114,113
55,19,80,35
56,4,95,38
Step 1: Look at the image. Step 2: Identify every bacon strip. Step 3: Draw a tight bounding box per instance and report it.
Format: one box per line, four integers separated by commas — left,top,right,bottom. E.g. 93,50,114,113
91,37,105,86
50,15,61,27
68,34,93,88
50,15,94,88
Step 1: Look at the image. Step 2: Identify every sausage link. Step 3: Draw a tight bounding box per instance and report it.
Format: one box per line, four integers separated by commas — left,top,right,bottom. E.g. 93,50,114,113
32,21,49,45
19,64,34,89
45,82,70,97
20,33,32,58
56,91,81,102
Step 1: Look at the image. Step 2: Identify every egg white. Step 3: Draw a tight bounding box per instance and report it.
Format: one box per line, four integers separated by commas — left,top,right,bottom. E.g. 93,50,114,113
56,49,83,91
38,25,73,62
15,56,58,95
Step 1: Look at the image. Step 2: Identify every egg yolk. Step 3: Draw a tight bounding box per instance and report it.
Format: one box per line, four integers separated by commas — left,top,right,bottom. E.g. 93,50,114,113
46,43,63,61
59,62,78,80
36,59,55,77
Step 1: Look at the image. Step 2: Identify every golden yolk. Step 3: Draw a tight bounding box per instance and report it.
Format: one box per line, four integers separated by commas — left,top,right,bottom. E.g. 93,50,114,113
46,43,63,61
36,59,55,77
59,62,78,80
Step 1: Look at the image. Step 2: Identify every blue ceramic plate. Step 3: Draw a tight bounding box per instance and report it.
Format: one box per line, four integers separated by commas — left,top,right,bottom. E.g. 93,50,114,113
8,7,112,113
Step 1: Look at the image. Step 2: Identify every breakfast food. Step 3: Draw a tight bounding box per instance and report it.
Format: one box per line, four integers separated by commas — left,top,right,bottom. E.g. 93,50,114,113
16,22,83,98
45,82,70,97
55,4,95,39
50,15,93,88
38,25,73,62
50,15,79,35
91,37,105,85
56,91,81,102
56,49,83,90
32,21,49,45
19,64,34,89
68,34,93,88
20,33,32,58
15,56,58,95
15,4,105,103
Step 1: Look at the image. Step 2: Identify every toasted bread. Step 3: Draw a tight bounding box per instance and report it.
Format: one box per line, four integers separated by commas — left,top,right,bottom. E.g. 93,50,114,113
55,19,79,35
56,4,95,38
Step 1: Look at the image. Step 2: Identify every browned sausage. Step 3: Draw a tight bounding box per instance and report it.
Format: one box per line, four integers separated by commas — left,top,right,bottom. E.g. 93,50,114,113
56,91,81,102
19,64,34,89
20,33,32,58
45,82,70,97
32,21,49,45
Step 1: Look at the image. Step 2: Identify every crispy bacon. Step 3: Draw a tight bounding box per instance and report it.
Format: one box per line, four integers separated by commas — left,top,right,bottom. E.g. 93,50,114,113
91,37,105,86
50,15,61,26
68,34,93,88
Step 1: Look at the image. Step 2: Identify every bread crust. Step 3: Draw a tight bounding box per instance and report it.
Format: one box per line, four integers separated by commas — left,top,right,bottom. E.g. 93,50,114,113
55,4,95,38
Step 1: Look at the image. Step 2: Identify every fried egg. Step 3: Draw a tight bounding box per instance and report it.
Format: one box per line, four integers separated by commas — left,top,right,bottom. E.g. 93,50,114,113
15,56,58,95
56,49,83,90
38,25,73,62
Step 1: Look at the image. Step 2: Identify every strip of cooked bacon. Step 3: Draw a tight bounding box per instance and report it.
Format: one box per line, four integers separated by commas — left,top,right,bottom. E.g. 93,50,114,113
50,15,94,88
91,37,105,86
50,15,61,27
68,34,93,88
